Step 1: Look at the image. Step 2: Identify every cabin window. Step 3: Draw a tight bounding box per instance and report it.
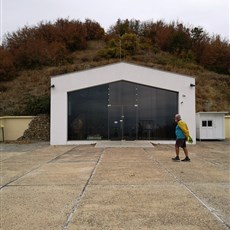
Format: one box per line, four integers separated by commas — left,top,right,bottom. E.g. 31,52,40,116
202,120,213,127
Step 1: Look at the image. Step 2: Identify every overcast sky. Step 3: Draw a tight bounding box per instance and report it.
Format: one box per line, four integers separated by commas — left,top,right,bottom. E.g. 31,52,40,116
0,0,229,45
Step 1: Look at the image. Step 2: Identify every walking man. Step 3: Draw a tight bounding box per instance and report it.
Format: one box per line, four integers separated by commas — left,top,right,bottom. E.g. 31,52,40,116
172,114,192,162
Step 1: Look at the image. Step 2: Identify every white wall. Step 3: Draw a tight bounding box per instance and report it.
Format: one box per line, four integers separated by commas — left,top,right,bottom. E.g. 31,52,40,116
50,91,67,145
196,113,201,139
51,62,196,145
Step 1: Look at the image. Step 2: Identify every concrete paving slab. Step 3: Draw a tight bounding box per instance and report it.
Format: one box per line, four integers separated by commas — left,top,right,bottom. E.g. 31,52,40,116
1,151,27,161
92,148,171,185
1,141,229,230
95,141,154,148
1,145,103,229
92,162,171,185
1,145,75,163
187,182,230,226
67,144,229,229
1,185,83,230
101,147,152,162
145,143,230,228
55,148,102,163
145,149,230,183
168,162,228,183
68,185,226,230
0,145,75,187
0,142,49,152
0,161,40,186
11,162,97,186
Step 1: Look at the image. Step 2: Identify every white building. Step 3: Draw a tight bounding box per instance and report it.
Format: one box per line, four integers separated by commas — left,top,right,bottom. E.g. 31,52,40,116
50,62,196,145
196,112,228,140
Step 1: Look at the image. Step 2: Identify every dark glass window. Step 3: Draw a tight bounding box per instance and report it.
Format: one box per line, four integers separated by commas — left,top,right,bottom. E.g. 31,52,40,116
68,84,108,140
68,81,178,140
202,120,213,127
208,120,213,127
202,121,207,127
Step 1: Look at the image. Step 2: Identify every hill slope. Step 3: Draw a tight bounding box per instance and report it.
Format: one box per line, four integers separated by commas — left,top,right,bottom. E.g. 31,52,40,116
1,18,229,115
0,40,229,116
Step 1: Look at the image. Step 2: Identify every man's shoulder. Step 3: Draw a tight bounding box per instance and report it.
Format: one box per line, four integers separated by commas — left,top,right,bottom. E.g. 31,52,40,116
178,120,186,125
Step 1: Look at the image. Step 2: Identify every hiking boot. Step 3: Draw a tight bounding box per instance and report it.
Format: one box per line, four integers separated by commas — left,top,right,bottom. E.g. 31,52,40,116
172,156,180,161
181,157,190,162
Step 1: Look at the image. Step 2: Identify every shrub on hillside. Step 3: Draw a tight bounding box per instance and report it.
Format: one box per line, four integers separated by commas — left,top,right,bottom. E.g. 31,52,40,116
0,47,16,81
84,19,105,40
24,96,50,115
13,40,69,69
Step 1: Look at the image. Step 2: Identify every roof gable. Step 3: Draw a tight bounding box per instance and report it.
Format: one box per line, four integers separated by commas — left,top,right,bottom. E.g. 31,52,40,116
51,62,195,93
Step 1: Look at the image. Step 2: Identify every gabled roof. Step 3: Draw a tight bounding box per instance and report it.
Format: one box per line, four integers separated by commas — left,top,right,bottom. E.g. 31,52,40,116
51,62,195,93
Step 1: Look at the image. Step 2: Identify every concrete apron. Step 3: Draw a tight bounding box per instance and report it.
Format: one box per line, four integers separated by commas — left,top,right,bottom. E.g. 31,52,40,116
1,144,229,230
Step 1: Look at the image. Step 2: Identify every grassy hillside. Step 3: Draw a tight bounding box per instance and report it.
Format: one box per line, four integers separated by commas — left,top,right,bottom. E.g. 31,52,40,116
0,40,229,116
0,18,229,116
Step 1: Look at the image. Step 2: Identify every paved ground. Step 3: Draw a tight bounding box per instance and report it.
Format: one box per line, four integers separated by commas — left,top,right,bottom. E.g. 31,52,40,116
0,141,229,230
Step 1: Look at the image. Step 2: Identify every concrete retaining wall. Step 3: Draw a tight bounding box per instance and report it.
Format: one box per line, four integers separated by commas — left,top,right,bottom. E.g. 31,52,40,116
0,116,34,141
0,115,50,141
225,115,230,139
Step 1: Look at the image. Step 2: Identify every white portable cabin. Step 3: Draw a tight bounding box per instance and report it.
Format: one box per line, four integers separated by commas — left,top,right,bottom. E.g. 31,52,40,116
196,112,228,140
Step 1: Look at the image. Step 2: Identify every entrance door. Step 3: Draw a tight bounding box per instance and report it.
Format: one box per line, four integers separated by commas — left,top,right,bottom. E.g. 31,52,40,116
108,105,138,140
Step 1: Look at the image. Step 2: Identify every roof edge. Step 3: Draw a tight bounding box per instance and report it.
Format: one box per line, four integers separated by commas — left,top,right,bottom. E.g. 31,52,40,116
51,61,195,79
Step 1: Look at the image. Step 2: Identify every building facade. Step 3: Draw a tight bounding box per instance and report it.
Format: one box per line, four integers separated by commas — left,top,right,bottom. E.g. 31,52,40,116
51,62,196,145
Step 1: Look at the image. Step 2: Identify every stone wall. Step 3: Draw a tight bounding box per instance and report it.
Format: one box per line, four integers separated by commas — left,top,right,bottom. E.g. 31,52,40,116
19,115,50,141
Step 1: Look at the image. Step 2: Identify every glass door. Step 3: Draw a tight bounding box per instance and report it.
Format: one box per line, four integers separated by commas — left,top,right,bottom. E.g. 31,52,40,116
108,105,138,140
108,105,122,140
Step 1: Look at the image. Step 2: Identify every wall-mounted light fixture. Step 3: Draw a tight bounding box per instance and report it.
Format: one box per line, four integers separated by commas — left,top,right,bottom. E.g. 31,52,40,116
190,83,195,87
50,84,55,89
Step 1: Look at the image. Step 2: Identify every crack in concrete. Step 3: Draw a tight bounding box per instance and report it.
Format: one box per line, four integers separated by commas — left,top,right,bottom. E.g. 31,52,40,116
62,149,104,230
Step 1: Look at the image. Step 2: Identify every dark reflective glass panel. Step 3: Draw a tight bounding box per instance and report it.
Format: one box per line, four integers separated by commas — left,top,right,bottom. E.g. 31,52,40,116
68,84,108,140
108,105,138,140
68,80,178,140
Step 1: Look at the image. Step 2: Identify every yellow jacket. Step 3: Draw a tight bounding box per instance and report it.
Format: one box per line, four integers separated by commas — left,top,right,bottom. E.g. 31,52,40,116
178,120,190,138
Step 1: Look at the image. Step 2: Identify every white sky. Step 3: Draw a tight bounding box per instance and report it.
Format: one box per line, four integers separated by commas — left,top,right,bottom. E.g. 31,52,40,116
0,0,229,45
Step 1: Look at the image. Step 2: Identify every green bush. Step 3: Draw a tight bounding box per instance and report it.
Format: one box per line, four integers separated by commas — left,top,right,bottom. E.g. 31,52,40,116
25,96,50,115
